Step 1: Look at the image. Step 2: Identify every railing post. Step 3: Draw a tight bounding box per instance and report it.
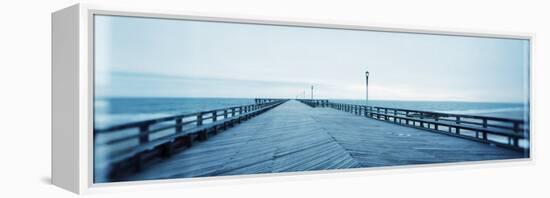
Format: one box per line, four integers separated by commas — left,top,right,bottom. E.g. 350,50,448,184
175,118,182,133
212,111,217,122
139,125,150,144
368,106,372,117
197,112,203,126
455,117,461,134
224,109,228,118
513,122,520,147
231,108,236,116
513,122,520,133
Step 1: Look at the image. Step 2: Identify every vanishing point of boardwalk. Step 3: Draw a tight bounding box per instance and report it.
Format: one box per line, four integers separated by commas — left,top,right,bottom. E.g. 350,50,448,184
123,100,523,181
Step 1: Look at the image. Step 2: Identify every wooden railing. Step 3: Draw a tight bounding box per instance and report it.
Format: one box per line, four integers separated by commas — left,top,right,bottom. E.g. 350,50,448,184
255,98,285,104
296,99,330,107
94,99,288,181
297,100,529,152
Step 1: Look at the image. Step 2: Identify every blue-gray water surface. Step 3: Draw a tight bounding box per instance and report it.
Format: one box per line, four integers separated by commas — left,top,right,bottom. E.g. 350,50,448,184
94,97,528,129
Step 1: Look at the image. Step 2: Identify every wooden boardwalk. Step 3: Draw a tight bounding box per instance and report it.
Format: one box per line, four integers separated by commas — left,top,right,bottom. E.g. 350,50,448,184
124,100,523,181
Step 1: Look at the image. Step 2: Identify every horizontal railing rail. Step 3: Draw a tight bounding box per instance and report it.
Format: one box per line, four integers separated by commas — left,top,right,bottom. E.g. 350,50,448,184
296,99,330,107
255,98,288,104
95,99,289,181
297,100,529,152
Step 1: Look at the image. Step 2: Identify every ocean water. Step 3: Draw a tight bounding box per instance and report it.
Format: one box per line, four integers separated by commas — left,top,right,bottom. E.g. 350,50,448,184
94,97,528,129
94,97,254,129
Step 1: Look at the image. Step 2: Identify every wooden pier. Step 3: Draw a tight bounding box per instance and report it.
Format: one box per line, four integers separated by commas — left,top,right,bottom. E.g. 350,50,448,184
95,99,528,182
94,99,288,181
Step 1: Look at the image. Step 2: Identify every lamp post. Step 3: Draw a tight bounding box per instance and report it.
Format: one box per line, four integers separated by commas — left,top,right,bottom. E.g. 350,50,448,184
365,71,369,105
311,85,314,100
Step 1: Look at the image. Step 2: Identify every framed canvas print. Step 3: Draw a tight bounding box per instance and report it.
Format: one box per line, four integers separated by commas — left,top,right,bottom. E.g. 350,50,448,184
52,4,533,194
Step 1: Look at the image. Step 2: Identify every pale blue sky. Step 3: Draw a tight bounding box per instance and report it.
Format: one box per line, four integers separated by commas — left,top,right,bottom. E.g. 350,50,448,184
94,15,530,103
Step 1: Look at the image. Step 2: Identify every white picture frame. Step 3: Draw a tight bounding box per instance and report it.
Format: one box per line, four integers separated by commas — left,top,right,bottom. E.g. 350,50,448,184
52,3,534,194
